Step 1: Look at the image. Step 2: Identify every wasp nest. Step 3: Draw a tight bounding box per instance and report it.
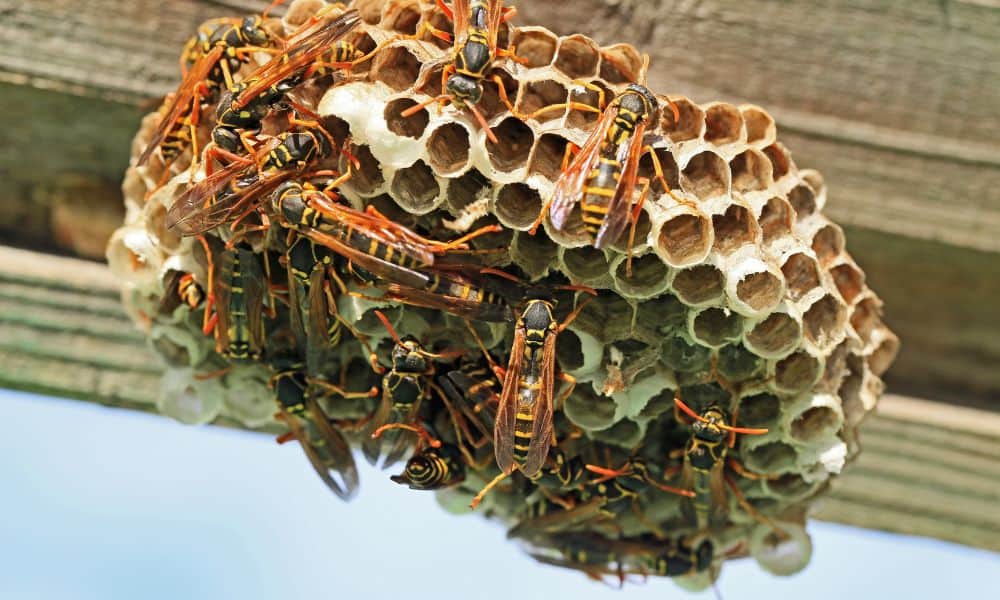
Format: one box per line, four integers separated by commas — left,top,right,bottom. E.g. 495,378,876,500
108,0,899,589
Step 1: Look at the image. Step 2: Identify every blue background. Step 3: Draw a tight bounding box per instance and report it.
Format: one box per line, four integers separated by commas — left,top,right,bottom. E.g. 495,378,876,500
1,389,996,599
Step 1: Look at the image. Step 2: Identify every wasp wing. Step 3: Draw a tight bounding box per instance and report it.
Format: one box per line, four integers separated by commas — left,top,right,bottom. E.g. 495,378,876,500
486,0,505,50
237,247,267,358
594,120,648,249
520,330,557,477
305,394,360,500
548,104,617,231
295,226,431,290
494,326,525,474
451,0,471,48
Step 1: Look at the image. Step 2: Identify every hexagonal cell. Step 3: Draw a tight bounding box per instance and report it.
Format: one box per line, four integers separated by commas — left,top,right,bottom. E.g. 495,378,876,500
737,392,781,428
510,27,558,68
660,96,704,143
870,331,900,376
638,387,676,420
671,264,724,306
762,473,820,503
351,0,384,24
788,182,817,219
559,245,611,284
763,143,792,181
611,253,670,300
704,103,744,145
718,344,765,382
744,440,797,474
588,419,643,449
384,97,429,139
564,385,618,430
790,404,843,444
741,105,776,146
781,252,821,301
712,204,759,254
608,206,653,255
759,197,794,244
414,59,446,98
145,202,182,253
745,312,802,359
773,350,823,393
510,230,558,278
691,307,743,348
811,223,846,267
733,267,785,315
380,0,422,34
555,326,586,372
681,151,730,199
486,116,534,172
390,159,442,214
653,210,712,267
494,183,542,230
528,133,571,180
830,261,865,304
284,0,326,27
426,122,472,176
817,340,851,393
346,144,386,196
803,294,848,350
638,147,681,197
676,381,731,411
849,296,883,347
598,43,643,83
515,79,569,124
636,293,687,334
477,69,519,122
371,45,422,91
417,5,454,49
445,168,490,213
660,334,711,373
566,80,611,130
554,34,600,79
730,150,773,193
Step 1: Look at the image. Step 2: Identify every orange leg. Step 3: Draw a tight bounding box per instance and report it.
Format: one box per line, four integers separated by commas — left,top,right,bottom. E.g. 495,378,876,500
470,470,510,510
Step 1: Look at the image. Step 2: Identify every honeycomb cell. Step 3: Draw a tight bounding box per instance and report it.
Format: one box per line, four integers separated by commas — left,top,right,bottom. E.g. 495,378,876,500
638,387,676,419
598,43,643,83
712,203,759,254
494,183,542,230
351,0,383,23
729,260,784,316
345,143,385,196
788,395,844,444
380,0,422,34
611,253,670,300
510,27,557,68
589,419,643,449
773,350,823,393
426,122,472,176
528,133,570,180
704,103,744,145
741,105,776,146
384,97,429,139
763,143,792,181
671,264,724,306
477,69,519,122
750,521,812,577
690,307,743,348
803,294,848,351
106,227,162,287
608,207,653,256
510,230,558,278
811,223,846,267
564,385,618,430
559,245,611,286
486,117,534,172
676,381,730,409
718,344,765,382
730,150,773,193
554,34,600,79
745,311,802,359
555,326,586,372
445,168,489,213
681,151,730,199
390,159,442,214
661,96,704,143
762,474,820,503
371,45,423,91
566,81,610,130
781,252,822,301
145,202,182,253
830,261,865,304
737,392,781,428
788,182,817,219
661,333,712,372
635,293,687,334
743,439,797,474
869,330,901,376
653,209,712,267
515,80,570,124
638,147,682,196
849,295,883,347
758,196,795,244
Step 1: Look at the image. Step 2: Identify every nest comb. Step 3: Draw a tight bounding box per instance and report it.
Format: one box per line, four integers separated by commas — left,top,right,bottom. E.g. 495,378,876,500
107,0,900,588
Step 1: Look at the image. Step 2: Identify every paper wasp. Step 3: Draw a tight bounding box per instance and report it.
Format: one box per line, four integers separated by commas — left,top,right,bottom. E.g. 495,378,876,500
402,0,521,143
202,242,267,362
523,531,627,586
379,267,515,323
390,441,467,491
470,286,596,509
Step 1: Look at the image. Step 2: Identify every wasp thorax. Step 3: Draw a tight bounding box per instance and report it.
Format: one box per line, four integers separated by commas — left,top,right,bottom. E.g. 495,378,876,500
446,73,483,107
692,407,728,442
392,337,430,372
273,183,306,224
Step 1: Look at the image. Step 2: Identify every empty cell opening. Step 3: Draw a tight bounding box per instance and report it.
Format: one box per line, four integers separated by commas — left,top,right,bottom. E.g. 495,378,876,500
849,297,881,345
554,35,600,79
283,0,327,27
516,80,570,124
494,183,542,229
671,264,724,305
661,97,703,142
589,419,640,447
638,148,681,195
146,203,181,251
656,213,711,266
353,0,383,23
712,204,758,254
320,115,351,147
661,336,711,373
636,293,687,333
384,98,429,139
730,150,772,193
564,385,617,430
565,81,610,130
639,387,675,419
791,406,840,441
803,294,847,348
599,44,642,83
746,312,802,356
427,123,471,175
343,144,384,196
741,106,775,144
802,169,825,194
512,230,558,269
717,344,764,381
562,245,610,281
781,252,821,301
390,160,440,213
510,28,557,68
609,207,652,253
704,104,743,144
766,474,813,500
870,335,899,377
763,143,792,180
736,271,783,312
419,11,454,49
381,0,421,34
372,46,422,91
486,117,534,172
738,393,781,427
745,441,797,473
415,62,446,97
555,327,585,372
830,263,865,304
445,168,489,212
614,253,668,292
775,351,822,392
681,151,730,199
838,368,864,427
811,224,845,267
759,197,794,243
528,133,570,180
788,183,817,219
477,69,519,121
693,307,743,347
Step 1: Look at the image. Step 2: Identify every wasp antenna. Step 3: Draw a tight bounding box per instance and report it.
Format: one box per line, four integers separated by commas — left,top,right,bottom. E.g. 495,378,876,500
479,267,523,283
674,395,707,423
373,309,404,347
262,0,286,20
401,94,447,118
720,424,769,436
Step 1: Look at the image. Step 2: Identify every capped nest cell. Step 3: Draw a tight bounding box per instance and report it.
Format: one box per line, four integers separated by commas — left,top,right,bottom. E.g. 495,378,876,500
110,0,898,590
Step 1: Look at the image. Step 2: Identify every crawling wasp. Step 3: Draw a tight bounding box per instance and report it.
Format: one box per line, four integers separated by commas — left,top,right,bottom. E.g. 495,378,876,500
391,441,467,491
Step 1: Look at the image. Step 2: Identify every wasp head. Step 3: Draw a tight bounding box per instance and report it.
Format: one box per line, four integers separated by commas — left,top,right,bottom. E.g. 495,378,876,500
446,73,483,107
624,83,661,126
392,336,430,372
691,406,728,443
241,16,271,46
